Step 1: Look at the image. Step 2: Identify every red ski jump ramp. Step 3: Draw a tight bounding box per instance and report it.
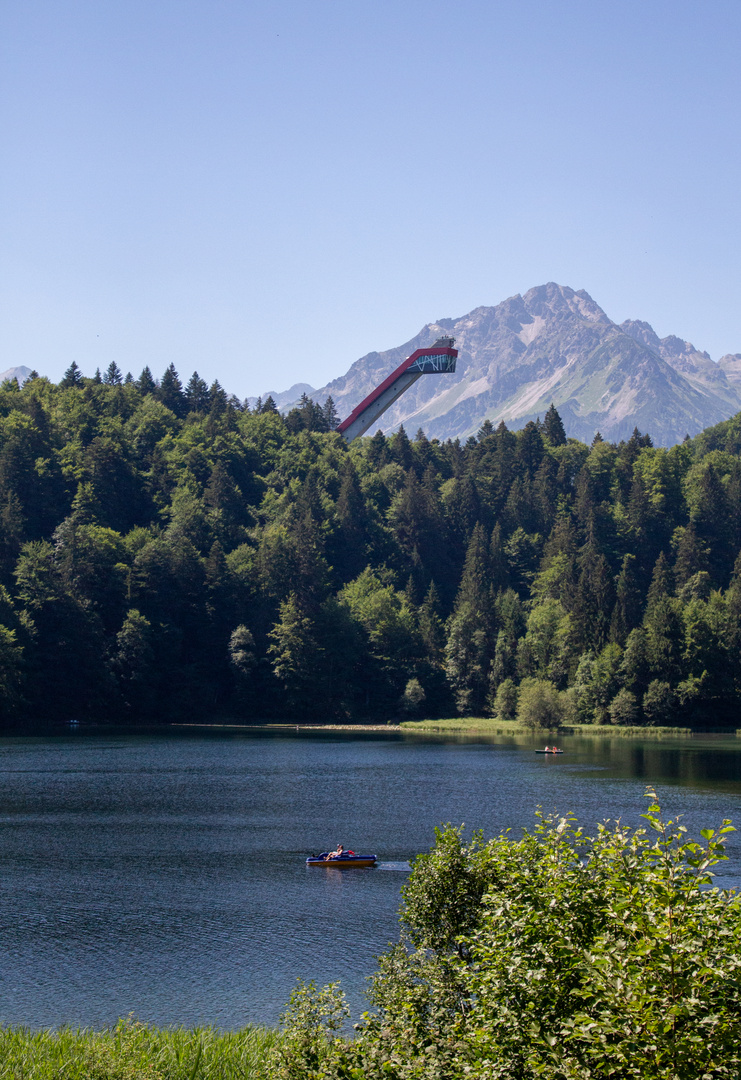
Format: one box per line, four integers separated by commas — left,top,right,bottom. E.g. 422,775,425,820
336,338,458,443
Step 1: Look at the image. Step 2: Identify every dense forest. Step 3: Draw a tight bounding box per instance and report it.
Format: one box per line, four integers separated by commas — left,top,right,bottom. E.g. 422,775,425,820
0,360,740,728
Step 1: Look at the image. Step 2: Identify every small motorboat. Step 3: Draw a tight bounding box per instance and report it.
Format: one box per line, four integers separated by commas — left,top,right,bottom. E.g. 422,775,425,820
306,851,377,868
534,749,564,754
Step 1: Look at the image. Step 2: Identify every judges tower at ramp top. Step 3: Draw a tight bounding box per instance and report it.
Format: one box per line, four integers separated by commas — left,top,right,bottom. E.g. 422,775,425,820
336,337,458,443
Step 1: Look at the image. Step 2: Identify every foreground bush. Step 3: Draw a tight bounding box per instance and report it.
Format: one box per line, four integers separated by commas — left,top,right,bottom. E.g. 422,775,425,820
278,793,741,1079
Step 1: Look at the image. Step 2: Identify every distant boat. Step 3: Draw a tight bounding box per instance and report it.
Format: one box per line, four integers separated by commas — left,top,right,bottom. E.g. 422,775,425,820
534,749,564,754
306,852,377,868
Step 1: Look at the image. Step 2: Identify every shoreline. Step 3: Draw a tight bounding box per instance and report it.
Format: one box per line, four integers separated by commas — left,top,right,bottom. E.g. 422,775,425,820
169,721,403,732
167,719,740,740
4,719,738,740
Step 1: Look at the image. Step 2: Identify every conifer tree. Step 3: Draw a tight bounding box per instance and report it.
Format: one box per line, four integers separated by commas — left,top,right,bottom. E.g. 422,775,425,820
136,366,157,395
208,381,228,417
644,591,683,683
516,421,545,476
389,426,414,469
268,593,325,714
367,429,388,469
103,362,123,386
61,361,83,387
330,458,368,582
533,454,559,534
444,523,496,714
619,626,650,696
443,475,480,562
454,522,492,613
184,372,210,413
322,396,339,431
727,551,741,695
692,463,733,586
609,553,642,644
542,403,567,446
156,364,186,417
419,581,445,660
489,523,510,595
646,551,674,609
575,541,614,651
673,522,708,588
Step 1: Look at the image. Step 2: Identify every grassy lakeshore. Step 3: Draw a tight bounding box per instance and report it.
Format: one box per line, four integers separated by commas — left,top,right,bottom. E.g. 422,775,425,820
400,716,701,738
172,718,728,739
0,1020,279,1080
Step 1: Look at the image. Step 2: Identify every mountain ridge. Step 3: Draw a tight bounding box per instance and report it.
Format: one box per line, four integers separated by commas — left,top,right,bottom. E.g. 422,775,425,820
282,284,741,445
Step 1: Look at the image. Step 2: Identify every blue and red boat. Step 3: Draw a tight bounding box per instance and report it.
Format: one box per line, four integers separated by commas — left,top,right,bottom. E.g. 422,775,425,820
306,851,377,868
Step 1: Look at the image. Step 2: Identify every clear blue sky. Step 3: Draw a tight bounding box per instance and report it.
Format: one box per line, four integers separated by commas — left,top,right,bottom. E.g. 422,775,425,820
2,0,740,399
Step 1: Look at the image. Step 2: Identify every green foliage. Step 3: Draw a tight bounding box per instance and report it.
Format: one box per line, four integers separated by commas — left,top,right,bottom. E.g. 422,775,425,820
608,686,640,725
516,677,566,729
489,675,518,720
0,371,740,726
400,677,426,714
304,798,741,1080
270,980,349,1080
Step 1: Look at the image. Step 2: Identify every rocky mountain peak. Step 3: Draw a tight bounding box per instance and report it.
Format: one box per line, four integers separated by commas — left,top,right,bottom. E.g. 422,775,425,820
521,282,611,325
620,320,663,353
0,365,33,385
718,354,741,386
297,284,741,446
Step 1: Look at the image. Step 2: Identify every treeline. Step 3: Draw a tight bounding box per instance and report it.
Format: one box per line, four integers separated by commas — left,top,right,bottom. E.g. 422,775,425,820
0,360,741,727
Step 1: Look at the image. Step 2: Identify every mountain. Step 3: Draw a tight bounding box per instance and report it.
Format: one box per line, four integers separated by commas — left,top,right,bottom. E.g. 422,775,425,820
305,284,741,445
246,382,315,411
0,366,33,386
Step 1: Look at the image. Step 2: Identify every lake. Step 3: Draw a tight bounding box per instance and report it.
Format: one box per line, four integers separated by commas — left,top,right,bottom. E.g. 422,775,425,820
1,725,741,1029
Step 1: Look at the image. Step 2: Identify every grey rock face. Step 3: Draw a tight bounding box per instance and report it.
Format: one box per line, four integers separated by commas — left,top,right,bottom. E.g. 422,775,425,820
311,284,741,446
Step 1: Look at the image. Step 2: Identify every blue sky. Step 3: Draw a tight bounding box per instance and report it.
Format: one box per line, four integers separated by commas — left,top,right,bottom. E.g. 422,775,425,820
2,0,740,399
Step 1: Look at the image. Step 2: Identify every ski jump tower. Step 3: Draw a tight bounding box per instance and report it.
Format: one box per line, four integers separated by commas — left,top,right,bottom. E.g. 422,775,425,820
336,337,458,444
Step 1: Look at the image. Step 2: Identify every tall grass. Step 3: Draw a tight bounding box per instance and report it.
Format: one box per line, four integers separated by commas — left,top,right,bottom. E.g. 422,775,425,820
400,717,697,738
0,1018,280,1079
400,716,532,733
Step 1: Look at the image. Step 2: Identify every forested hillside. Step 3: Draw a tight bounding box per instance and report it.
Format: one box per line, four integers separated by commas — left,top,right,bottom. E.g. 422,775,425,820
1,361,741,727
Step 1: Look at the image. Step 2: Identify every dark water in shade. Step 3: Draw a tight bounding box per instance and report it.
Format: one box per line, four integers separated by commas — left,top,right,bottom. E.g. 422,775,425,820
1,726,741,1029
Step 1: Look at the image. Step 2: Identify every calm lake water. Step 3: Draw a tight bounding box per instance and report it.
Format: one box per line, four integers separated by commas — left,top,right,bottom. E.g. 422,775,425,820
2,725,741,1029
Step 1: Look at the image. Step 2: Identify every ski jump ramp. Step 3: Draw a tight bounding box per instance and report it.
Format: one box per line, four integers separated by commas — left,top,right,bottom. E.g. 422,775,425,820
336,337,458,443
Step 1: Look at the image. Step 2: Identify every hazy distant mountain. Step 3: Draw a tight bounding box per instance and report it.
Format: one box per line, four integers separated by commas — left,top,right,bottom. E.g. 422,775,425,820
305,284,741,445
0,366,33,386
246,382,315,411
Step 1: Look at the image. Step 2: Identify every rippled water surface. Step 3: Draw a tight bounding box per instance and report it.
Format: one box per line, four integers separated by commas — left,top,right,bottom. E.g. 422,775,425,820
1,726,741,1028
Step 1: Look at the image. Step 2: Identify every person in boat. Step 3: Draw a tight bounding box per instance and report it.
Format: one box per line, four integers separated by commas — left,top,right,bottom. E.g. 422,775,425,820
544,745,551,753
327,844,345,860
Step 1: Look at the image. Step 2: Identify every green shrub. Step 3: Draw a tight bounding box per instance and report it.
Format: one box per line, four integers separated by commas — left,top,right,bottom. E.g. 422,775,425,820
608,686,640,725
516,676,565,729
310,795,741,1079
643,679,677,726
489,676,518,720
269,980,348,1080
400,677,426,715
